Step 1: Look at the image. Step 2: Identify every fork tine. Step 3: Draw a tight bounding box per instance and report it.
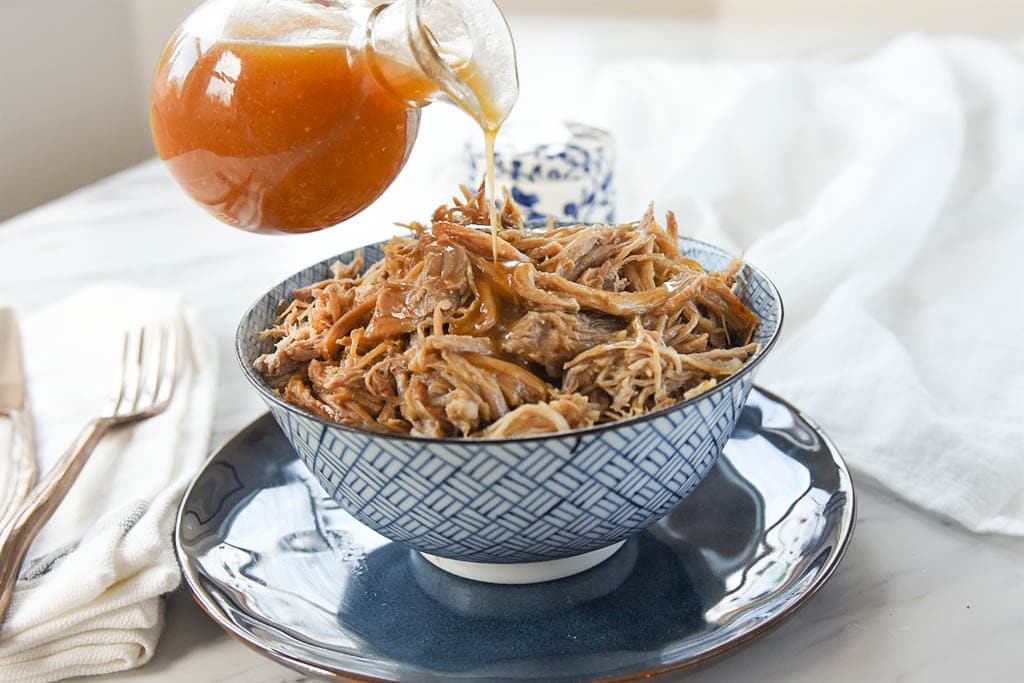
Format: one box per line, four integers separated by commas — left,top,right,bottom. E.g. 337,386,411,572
122,327,145,417
149,326,169,404
161,324,179,405
129,327,150,414
115,328,145,416
110,331,131,414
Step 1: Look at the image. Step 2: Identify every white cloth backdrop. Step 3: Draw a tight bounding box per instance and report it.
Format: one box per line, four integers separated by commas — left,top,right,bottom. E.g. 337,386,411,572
586,35,1024,534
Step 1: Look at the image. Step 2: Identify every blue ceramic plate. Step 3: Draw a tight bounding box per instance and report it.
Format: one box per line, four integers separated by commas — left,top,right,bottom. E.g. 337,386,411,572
175,387,854,682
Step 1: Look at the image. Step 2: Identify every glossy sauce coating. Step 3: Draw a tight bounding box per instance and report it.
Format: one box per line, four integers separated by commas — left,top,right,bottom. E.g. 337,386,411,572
150,40,420,233
449,259,534,367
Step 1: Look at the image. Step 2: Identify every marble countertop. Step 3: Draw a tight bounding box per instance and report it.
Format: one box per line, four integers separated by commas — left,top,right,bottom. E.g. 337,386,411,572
2,19,1023,677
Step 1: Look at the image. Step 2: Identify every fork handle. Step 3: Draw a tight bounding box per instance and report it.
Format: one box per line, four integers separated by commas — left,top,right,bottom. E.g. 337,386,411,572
0,417,113,627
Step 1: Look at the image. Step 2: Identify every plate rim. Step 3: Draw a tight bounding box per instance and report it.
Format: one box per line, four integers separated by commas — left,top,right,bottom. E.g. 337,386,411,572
174,386,856,683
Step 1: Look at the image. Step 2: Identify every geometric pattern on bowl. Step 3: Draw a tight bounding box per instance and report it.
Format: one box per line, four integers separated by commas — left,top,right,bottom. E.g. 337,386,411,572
238,237,783,563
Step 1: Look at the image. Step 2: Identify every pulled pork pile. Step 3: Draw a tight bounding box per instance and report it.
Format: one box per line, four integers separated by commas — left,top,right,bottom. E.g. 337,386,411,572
255,187,760,438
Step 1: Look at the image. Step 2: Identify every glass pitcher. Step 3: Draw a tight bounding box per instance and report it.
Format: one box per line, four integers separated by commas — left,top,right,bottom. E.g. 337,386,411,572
150,0,518,234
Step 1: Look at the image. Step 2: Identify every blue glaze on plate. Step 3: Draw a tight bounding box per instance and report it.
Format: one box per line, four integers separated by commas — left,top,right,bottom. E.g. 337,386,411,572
175,387,855,682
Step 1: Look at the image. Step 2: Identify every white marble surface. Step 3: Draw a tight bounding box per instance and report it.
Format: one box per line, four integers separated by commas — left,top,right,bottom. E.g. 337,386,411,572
1,18,1023,682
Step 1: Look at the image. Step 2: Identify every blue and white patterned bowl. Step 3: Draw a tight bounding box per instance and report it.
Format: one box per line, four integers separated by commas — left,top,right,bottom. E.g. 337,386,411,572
236,237,783,582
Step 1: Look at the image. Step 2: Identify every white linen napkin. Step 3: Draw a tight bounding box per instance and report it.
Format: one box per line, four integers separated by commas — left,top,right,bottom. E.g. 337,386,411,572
0,283,217,682
588,35,1024,535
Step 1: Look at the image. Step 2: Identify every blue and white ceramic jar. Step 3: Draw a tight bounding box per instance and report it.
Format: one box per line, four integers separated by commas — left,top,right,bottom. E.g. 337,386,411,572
464,120,616,224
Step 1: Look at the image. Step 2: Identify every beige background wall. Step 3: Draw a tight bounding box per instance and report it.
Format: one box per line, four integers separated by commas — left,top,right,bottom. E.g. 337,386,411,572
505,0,1024,32
0,0,196,222
1,0,1023,222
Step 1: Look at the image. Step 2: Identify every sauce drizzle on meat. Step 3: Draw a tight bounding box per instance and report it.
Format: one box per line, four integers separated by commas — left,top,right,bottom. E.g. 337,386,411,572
255,187,760,437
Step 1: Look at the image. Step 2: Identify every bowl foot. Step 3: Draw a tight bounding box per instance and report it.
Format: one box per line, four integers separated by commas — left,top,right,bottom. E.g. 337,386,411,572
419,541,626,585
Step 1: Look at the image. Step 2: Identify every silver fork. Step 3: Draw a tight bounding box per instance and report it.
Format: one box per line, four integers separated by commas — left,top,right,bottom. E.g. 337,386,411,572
0,324,178,627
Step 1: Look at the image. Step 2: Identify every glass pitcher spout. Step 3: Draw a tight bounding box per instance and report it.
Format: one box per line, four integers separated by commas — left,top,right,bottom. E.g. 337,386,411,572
368,0,519,131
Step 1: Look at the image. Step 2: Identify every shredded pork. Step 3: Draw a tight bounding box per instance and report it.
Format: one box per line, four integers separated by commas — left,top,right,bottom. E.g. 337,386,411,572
255,187,760,437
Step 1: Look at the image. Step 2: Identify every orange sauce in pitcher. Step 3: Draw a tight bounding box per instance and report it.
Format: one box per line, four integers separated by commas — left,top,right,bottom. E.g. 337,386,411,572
151,36,508,241
151,41,421,234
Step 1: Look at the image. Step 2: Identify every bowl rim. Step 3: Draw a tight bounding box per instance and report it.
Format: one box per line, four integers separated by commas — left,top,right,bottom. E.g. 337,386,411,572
236,234,785,445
